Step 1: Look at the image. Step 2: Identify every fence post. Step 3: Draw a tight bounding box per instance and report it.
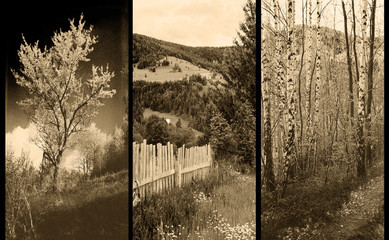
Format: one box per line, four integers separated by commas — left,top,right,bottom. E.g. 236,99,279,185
175,159,182,188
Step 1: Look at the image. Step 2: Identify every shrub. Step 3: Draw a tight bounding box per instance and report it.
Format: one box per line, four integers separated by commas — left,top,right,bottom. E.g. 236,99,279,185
162,59,170,66
6,147,38,239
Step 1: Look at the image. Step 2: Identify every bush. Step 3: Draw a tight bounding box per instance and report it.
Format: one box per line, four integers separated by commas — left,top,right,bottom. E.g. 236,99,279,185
143,115,169,145
172,63,182,72
189,74,207,86
162,59,170,66
6,147,38,239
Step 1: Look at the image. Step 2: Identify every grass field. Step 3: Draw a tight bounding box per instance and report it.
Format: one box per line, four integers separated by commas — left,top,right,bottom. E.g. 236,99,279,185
133,56,223,83
133,163,256,240
27,170,129,240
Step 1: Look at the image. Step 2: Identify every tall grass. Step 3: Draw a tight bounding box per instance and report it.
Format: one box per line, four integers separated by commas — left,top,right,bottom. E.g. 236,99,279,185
17,170,129,240
133,163,256,240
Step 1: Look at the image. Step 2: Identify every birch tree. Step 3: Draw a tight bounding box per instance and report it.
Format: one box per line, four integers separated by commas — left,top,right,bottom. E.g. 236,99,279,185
11,14,116,191
274,0,287,180
311,0,321,173
357,0,368,178
365,0,377,167
262,11,276,191
283,0,297,193
305,0,313,171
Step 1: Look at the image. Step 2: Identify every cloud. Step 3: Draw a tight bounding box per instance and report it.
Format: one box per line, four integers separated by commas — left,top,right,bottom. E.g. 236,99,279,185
5,122,111,171
6,123,43,169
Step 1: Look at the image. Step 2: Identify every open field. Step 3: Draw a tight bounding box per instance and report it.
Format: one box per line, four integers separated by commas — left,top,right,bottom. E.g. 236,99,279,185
133,56,223,82
20,170,129,240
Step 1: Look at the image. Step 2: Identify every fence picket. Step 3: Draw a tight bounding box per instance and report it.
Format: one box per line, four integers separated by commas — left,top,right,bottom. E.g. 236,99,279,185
133,140,212,199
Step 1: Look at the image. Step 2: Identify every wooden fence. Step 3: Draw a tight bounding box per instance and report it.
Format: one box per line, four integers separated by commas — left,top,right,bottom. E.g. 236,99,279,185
132,140,212,199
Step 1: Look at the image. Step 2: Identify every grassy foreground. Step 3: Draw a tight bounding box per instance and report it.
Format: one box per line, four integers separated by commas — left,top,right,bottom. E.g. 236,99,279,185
26,170,129,240
261,159,384,239
132,163,256,240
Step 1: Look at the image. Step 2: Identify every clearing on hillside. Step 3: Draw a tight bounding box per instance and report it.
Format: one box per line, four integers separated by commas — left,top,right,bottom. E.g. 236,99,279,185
133,56,223,82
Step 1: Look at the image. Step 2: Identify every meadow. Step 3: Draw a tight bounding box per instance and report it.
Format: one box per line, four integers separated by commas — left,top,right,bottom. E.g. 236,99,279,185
8,169,129,240
132,162,256,240
133,56,223,83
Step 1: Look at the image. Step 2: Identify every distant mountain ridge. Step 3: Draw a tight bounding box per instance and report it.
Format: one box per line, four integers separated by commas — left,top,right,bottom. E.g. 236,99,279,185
132,33,233,71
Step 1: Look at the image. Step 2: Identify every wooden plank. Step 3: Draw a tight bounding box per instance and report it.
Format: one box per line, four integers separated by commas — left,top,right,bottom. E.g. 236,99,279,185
139,139,146,197
152,144,156,195
157,143,161,194
166,145,169,191
170,142,174,190
181,161,211,174
133,169,176,189
163,145,167,192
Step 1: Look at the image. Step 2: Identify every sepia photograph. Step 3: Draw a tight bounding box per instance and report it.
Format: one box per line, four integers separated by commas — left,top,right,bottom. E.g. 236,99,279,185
5,0,129,239
261,0,384,239
132,0,256,239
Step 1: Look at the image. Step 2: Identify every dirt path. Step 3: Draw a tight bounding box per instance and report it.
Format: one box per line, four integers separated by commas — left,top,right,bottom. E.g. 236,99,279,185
318,173,384,239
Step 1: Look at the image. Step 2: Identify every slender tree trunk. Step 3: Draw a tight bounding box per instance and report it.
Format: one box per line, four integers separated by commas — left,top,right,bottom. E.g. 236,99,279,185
261,8,276,191
341,0,354,121
312,0,321,174
274,0,287,183
357,0,367,178
352,0,359,121
297,0,305,173
305,0,313,172
283,0,296,196
365,0,376,167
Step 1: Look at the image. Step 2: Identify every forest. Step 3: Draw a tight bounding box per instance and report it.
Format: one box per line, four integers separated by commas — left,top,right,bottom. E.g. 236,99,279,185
260,0,384,239
132,33,230,71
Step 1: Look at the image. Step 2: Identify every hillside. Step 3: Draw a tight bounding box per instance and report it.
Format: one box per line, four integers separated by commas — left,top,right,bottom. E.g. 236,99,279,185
133,55,224,83
132,33,232,71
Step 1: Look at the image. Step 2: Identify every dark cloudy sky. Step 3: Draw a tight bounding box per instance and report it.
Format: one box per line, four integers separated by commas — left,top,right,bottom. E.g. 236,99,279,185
5,0,129,135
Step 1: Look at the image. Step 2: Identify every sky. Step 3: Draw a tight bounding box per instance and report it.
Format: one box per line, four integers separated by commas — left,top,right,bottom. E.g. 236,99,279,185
5,123,111,170
133,0,249,47
262,0,384,37
5,0,128,170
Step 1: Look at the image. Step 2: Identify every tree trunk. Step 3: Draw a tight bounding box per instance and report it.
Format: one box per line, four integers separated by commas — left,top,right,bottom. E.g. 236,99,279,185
352,0,360,110
365,0,376,167
52,164,59,192
305,0,313,172
262,10,276,192
283,0,296,196
274,0,286,183
312,0,321,174
341,0,354,121
357,0,367,178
